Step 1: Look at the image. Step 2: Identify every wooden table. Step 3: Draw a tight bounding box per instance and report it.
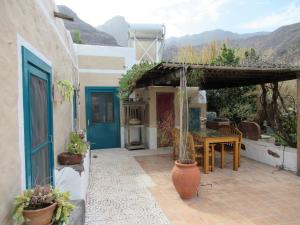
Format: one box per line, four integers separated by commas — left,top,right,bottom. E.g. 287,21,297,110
193,129,240,174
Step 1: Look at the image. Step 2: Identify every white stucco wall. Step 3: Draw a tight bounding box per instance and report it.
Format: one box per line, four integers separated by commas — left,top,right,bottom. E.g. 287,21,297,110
242,138,297,172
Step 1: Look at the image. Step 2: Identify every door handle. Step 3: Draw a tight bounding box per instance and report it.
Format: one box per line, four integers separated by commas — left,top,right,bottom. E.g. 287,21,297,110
87,119,90,126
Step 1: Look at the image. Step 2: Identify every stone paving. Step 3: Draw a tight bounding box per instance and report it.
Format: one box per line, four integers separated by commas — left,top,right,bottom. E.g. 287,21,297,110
85,148,171,225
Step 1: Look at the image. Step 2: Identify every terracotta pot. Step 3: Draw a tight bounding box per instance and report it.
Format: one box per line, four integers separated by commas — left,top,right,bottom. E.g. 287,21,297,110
23,202,57,225
171,160,200,199
58,152,83,165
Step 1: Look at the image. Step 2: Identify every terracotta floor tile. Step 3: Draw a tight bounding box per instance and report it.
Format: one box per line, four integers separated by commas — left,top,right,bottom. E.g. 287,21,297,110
135,153,300,225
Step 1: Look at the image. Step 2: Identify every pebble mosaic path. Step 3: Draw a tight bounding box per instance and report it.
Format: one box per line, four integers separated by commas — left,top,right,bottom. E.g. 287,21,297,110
85,148,171,225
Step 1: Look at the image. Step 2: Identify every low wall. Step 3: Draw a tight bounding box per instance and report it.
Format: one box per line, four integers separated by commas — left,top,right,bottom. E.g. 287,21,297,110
55,150,90,200
241,138,297,172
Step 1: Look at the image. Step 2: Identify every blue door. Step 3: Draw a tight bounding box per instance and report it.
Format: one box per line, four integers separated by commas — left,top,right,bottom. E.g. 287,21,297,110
86,87,120,149
189,108,201,132
22,47,54,188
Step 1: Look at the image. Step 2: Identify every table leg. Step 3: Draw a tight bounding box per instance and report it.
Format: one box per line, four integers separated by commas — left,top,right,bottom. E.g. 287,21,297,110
233,140,238,171
204,140,209,174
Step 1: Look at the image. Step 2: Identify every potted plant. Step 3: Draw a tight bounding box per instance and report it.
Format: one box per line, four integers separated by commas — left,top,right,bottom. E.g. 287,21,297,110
56,80,74,103
14,185,74,225
171,137,200,199
171,70,200,199
58,132,88,165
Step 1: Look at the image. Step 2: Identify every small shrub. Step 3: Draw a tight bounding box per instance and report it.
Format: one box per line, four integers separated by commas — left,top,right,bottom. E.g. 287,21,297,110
14,185,74,225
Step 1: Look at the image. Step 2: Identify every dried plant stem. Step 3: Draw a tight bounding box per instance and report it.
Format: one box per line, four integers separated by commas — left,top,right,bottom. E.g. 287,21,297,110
179,66,190,163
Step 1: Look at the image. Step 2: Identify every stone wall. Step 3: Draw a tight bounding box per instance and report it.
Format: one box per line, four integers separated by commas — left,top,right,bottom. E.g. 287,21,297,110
0,0,77,224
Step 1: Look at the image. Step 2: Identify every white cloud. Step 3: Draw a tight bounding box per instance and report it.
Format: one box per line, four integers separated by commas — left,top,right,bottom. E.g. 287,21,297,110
241,3,300,30
55,0,229,37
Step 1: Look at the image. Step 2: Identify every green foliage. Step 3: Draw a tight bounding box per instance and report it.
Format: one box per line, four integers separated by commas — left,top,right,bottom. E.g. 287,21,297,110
57,80,74,102
207,45,257,124
244,48,260,61
52,188,75,225
72,30,83,44
67,132,87,155
273,100,297,147
13,186,74,225
186,68,204,87
207,86,257,125
119,62,156,101
212,43,240,65
14,189,33,222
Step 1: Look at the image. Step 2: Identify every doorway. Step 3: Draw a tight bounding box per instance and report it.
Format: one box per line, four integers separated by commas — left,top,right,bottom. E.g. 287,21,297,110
156,92,175,147
22,47,54,188
85,87,120,149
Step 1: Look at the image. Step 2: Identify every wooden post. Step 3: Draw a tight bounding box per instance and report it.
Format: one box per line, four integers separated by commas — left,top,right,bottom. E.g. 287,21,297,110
297,76,300,176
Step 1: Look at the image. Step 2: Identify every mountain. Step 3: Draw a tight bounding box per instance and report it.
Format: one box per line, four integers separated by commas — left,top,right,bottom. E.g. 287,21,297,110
97,16,129,46
57,5,118,46
163,23,300,64
231,23,300,63
166,29,269,47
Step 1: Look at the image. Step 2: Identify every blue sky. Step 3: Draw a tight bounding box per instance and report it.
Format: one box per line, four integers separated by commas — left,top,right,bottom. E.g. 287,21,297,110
56,0,300,37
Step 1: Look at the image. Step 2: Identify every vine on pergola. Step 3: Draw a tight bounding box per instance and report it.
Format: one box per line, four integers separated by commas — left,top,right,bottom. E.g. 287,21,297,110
119,62,205,101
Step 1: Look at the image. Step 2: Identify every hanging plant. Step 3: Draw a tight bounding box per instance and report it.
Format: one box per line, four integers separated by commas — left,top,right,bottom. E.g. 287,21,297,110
119,62,156,101
56,80,74,102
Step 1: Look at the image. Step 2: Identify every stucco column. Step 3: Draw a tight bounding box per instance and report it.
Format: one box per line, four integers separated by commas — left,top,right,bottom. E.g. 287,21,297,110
297,75,300,176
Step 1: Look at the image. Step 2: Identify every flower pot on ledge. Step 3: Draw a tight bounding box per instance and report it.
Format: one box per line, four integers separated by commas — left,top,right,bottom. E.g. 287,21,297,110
22,202,57,225
171,160,200,199
58,152,83,165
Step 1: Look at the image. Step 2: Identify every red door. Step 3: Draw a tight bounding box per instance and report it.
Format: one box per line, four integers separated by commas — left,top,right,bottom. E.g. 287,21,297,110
156,93,175,147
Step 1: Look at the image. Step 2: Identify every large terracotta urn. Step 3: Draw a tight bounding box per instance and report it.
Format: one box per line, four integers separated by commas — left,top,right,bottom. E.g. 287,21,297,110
171,160,200,199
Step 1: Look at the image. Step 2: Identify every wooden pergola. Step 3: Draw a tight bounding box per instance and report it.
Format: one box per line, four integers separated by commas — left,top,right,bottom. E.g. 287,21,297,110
134,62,300,175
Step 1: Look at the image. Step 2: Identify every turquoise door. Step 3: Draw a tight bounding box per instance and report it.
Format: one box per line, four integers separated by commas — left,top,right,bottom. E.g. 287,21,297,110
189,108,201,132
22,47,54,188
86,87,120,149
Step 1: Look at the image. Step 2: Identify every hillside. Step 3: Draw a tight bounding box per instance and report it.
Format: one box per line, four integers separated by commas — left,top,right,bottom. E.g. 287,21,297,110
97,16,129,46
57,5,118,46
166,29,269,47
163,23,300,65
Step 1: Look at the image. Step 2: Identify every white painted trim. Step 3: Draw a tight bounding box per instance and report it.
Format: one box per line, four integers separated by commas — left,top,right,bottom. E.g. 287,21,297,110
34,0,78,69
17,34,53,190
79,68,126,75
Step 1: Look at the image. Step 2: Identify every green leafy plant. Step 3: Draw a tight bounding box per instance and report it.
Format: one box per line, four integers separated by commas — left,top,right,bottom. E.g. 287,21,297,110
14,186,74,225
72,30,83,44
67,132,87,155
56,80,74,102
119,62,156,101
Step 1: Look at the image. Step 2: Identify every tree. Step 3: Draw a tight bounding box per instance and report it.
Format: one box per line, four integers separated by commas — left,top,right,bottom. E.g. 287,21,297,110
212,43,239,65
206,44,257,125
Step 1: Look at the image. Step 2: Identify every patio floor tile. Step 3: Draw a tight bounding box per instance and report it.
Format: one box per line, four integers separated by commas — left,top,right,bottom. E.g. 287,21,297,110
135,151,300,225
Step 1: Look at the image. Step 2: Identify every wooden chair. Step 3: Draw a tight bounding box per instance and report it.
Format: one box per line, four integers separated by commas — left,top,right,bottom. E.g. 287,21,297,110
172,128,215,171
192,133,216,172
187,132,204,164
216,125,242,168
